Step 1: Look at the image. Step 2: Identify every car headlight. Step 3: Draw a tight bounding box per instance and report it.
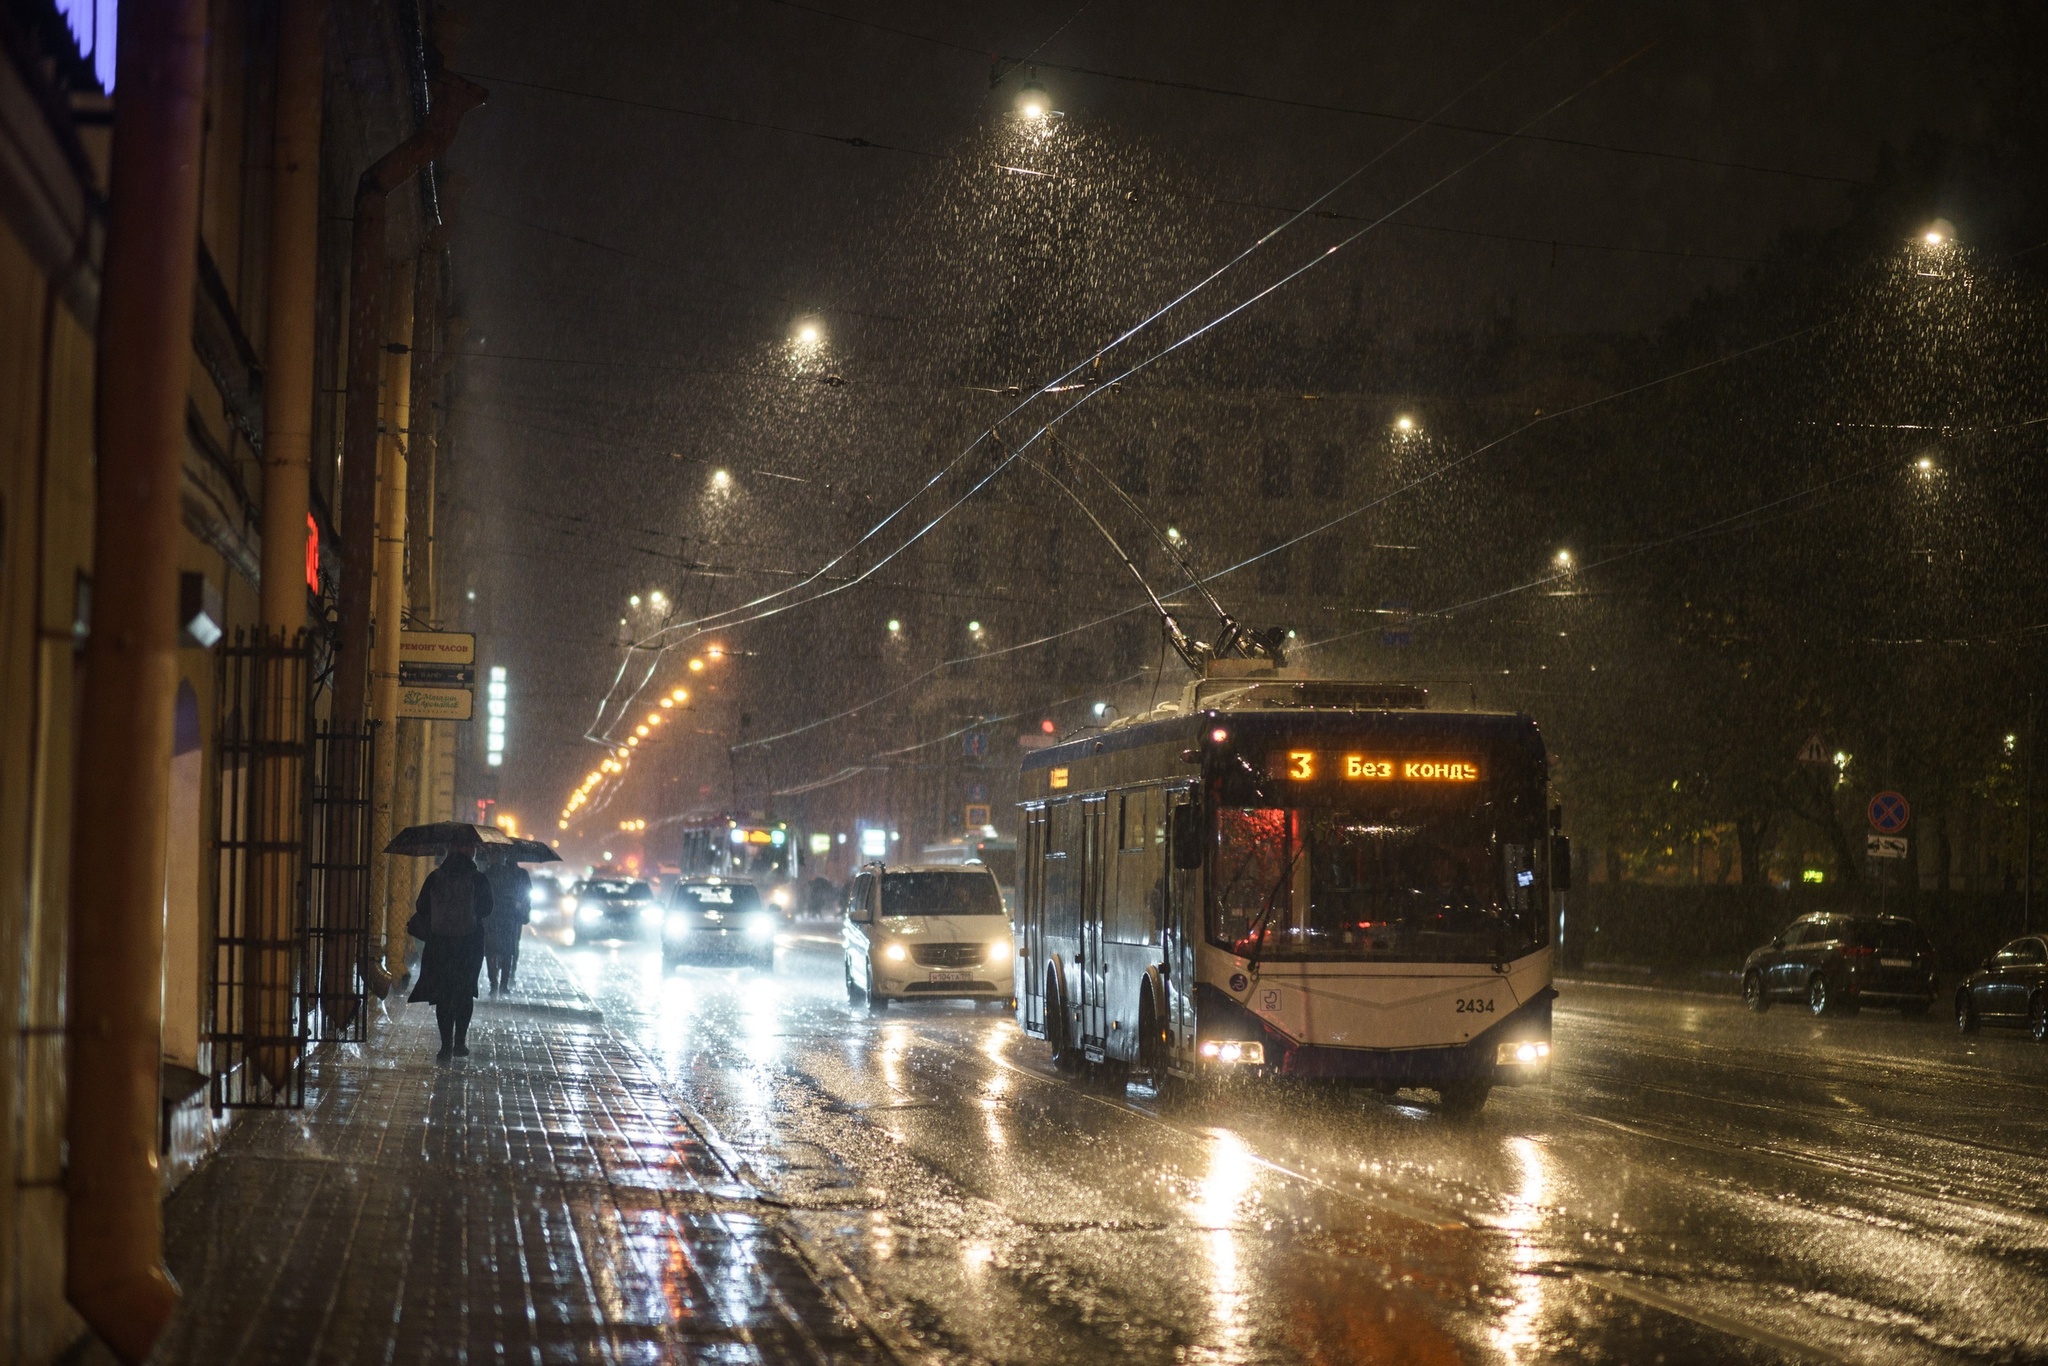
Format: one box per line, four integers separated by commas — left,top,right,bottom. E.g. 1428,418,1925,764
769,887,792,908
883,942,908,962
664,913,690,937
746,912,777,940
561,896,579,914
985,939,1012,963
1496,1040,1551,1066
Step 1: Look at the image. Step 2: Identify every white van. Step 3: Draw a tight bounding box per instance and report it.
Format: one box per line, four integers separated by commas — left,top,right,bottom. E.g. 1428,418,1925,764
843,863,1016,1010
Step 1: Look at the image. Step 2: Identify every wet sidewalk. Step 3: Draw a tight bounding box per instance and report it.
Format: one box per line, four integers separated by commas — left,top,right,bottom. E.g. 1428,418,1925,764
142,934,891,1365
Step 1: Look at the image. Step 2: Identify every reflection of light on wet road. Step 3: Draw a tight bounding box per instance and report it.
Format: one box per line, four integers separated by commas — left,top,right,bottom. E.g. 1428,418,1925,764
1192,1127,1257,1354
1493,1135,1551,1364
963,1241,994,1274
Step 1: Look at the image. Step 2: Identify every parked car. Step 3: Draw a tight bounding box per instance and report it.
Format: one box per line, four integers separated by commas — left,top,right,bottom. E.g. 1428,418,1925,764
563,878,655,942
843,863,1015,1011
1955,935,2048,1039
1742,913,1936,1017
662,878,779,968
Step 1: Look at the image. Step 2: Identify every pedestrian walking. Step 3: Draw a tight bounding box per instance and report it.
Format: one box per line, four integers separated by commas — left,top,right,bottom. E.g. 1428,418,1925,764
408,830,495,1060
483,848,532,995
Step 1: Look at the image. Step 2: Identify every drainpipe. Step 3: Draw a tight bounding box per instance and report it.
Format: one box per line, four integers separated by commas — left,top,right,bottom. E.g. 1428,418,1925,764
388,236,444,980
330,71,483,1011
332,70,485,731
365,270,414,995
249,0,325,1089
257,0,323,632
66,0,210,1358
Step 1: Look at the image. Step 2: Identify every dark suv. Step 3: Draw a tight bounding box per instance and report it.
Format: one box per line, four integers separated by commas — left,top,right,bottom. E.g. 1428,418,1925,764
1955,935,2048,1039
1742,914,1936,1017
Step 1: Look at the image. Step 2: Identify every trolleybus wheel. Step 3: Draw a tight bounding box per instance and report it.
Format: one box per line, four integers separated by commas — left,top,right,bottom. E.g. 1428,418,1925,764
1438,1078,1491,1118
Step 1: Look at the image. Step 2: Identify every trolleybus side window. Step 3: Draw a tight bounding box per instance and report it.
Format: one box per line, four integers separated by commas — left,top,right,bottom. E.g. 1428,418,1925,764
1044,800,1077,941
1210,805,1545,963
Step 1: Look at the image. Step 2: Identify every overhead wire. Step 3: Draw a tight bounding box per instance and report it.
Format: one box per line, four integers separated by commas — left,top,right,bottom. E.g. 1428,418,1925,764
580,8,1604,741
734,313,1833,748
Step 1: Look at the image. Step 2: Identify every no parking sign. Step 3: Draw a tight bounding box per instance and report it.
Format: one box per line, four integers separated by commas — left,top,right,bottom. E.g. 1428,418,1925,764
1867,791,1910,834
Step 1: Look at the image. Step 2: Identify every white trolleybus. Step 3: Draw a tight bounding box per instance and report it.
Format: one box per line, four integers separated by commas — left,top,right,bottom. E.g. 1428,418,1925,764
1016,672,1567,1114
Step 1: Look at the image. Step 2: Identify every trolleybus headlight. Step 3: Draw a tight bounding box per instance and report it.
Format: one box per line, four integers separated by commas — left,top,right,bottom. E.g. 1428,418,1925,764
1199,1040,1264,1065
769,887,792,908
985,939,1012,963
1497,1040,1551,1066
883,942,908,962
745,912,777,940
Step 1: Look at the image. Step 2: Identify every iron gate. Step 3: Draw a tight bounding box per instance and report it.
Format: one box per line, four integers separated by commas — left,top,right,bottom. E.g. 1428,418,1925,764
309,722,374,1042
210,631,313,1108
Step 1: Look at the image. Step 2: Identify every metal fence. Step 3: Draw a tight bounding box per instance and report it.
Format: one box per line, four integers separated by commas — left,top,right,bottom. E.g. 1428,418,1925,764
309,722,375,1042
210,631,313,1109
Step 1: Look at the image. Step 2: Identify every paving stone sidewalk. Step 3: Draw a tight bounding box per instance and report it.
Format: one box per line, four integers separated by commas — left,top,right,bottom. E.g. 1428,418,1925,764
143,933,890,1365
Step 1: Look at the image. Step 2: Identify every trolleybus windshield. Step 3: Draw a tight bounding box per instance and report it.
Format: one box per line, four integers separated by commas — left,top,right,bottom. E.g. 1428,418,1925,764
1212,805,1543,963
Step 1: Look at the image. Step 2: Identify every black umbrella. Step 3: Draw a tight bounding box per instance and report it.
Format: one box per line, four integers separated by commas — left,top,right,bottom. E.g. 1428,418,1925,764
383,821,514,856
508,838,563,864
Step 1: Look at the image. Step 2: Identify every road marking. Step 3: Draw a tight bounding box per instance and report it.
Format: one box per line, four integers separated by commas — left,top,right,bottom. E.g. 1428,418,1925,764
1574,1271,1855,1364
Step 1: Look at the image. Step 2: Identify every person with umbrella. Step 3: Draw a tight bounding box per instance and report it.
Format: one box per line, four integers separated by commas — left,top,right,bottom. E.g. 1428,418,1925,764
482,846,532,995
408,828,495,1059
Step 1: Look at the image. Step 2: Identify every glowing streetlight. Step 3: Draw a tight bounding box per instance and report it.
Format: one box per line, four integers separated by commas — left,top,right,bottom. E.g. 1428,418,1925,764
1915,456,1936,474
706,646,725,659
887,619,901,633
711,469,731,490
1017,76,1051,121
670,687,688,701
660,697,673,709
650,590,666,608
1165,527,1181,542
1555,549,1573,568
627,736,639,747
1394,415,1416,433
628,594,641,608
968,620,983,635
688,658,705,672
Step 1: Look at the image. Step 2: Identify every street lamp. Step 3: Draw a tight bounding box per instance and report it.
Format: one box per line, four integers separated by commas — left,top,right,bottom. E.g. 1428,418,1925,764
1554,549,1573,568
1017,75,1052,121
711,469,731,491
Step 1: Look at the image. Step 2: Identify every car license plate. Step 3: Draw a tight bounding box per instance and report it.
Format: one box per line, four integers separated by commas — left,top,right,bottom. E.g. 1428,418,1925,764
928,970,970,984
1880,958,1913,968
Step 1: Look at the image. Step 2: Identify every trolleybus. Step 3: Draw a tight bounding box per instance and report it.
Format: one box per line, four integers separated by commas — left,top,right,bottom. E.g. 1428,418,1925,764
1016,669,1566,1113
672,812,803,910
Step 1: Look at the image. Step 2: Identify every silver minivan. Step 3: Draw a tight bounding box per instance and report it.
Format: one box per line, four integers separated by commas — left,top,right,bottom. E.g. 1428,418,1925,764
843,863,1016,1010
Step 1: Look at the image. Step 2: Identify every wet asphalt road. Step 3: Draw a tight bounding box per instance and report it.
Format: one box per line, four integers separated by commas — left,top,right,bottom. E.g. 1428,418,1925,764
548,928,2048,1365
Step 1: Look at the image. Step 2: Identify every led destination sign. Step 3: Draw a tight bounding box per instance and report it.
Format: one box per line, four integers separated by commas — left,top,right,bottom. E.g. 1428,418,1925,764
1275,751,1480,783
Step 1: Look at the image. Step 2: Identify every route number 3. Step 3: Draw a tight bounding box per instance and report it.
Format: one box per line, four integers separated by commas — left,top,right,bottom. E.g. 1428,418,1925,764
1454,998,1495,1014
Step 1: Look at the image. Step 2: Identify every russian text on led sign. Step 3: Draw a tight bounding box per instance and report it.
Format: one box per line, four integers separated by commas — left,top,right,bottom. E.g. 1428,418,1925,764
1274,751,1480,782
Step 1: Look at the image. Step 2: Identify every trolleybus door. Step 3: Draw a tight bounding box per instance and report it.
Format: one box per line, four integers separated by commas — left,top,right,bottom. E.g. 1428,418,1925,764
1080,794,1109,1052
1020,805,1047,1037
1163,788,1199,1066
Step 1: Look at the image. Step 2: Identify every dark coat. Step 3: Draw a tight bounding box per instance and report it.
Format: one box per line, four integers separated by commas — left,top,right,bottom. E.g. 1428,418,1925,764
484,863,532,950
409,855,495,1005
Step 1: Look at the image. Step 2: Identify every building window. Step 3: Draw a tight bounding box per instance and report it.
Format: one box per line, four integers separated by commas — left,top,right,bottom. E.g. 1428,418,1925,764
1166,436,1202,495
1117,439,1149,496
1260,441,1292,498
1310,443,1346,500
1308,540,1345,596
1256,539,1291,596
